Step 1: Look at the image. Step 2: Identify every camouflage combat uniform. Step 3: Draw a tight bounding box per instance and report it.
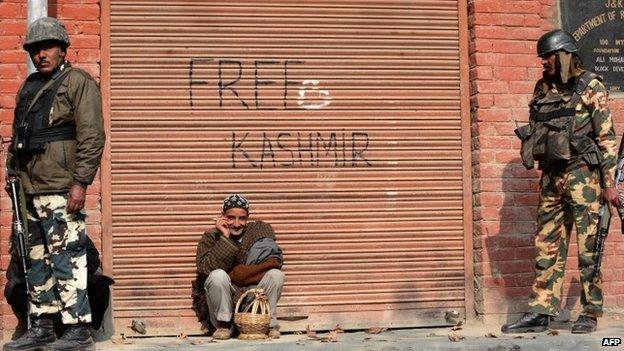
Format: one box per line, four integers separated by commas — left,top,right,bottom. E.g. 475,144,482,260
527,74,617,318
7,64,105,325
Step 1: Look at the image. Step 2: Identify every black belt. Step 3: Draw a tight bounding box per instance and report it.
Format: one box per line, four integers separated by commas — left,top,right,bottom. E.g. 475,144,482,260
531,108,576,122
29,123,76,144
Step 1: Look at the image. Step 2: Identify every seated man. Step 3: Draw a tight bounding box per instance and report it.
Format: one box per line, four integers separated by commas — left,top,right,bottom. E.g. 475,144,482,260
192,194,284,340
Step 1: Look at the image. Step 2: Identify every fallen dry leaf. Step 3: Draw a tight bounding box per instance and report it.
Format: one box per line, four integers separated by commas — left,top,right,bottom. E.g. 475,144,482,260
331,324,344,333
485,332,498,338
320,330,339,343
111,334,133,345
306,324,318,339
451,325,463,331
130,320,147,335
448,332,465,342
547,329,559,336
365,327,388,334
177,332,187,340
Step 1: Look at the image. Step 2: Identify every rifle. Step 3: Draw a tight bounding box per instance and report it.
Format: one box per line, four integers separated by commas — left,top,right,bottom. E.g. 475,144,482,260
593,136,624,277
7,177,30,327
616,138,624,229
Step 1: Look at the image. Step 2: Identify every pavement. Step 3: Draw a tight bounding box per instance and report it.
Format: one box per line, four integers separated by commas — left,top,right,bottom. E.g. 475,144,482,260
91,317,624,351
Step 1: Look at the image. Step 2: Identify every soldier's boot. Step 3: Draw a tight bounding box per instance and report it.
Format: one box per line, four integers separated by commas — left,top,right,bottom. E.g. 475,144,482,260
571,315,597,334
501,312,549,333
3,317,57,351
45,324,93,351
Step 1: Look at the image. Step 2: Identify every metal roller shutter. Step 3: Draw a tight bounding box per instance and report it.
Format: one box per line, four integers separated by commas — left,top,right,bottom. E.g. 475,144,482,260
107,0,470,334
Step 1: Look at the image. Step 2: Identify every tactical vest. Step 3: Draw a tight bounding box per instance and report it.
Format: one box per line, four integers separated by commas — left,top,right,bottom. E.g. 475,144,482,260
13,67,75,153
515,72,602,170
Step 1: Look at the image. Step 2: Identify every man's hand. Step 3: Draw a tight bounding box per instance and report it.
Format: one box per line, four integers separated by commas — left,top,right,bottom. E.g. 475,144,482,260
215,216,230,237
5,175,16,196
603,186,622,208
66,183,86,214
228,258,282,286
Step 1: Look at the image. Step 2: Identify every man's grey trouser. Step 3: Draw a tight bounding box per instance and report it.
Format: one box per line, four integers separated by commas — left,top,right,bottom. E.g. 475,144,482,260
204,269,284,328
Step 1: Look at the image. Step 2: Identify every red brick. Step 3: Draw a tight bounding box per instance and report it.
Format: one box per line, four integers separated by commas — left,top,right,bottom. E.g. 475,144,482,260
491,40,532,54
480,136,514,149
470,66,493,80
492,67,527,81
0,50,27,64
512,193,539,206
0,95,16,109
473,94,495,109
473,25,510,40
479,246,534,264
494,94,529,108
70,35,100,49
0,36,23,51
472,1,506,13
0,79,22,94
507,1,541,14
472,13,526,26
59,4,100,20
77,49,100,62
509,81,537,94
0,109,13,123
472,39,493,53
0,3,25,19
475,81,509,94
524,14,543,27
73,63,100,79
0,21,27,36
0,64,23,80
507,54,540,67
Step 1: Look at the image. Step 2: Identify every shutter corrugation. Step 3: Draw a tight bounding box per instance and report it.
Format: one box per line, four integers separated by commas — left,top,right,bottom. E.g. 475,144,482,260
109,0,468,333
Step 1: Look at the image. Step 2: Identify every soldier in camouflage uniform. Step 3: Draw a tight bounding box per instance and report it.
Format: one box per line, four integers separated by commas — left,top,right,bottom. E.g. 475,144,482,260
502,30,620,334
4,17,104,351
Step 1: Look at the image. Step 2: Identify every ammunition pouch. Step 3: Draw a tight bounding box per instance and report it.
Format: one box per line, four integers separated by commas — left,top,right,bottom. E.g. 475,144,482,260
571,135,602,167
541,116,573,164
514,123,535,169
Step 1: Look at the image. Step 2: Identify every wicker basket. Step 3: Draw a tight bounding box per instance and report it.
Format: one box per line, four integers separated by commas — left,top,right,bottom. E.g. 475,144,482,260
233,288,271,340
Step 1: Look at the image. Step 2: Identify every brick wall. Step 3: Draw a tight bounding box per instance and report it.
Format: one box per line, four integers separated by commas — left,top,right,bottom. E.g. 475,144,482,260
0,0,102,338
469,0,624,324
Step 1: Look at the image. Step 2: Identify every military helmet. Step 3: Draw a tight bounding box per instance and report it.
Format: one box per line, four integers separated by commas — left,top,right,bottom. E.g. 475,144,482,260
537,29,578,57
23,17,70,51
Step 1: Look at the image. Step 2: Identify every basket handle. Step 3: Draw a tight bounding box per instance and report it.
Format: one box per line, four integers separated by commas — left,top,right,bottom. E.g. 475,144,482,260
234,288,266,314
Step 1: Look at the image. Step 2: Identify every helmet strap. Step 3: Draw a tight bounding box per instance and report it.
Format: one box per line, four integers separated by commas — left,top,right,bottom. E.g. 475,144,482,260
558,51,572,84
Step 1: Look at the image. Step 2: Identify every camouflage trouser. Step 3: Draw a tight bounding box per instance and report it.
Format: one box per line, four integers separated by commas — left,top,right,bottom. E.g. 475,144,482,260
25,193,92,324
528,163,603,317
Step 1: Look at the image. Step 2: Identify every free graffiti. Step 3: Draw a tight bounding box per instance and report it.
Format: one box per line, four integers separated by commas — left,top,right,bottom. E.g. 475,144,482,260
188,58,332,110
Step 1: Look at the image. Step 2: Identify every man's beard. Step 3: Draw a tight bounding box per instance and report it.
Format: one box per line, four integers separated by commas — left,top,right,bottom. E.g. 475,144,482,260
230,228,244,236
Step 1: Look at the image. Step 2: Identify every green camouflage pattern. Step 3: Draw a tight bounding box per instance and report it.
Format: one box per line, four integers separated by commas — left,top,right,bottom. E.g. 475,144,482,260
526,75,616,318
578,78,617,188
528,163,603,317
25,194,91,324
